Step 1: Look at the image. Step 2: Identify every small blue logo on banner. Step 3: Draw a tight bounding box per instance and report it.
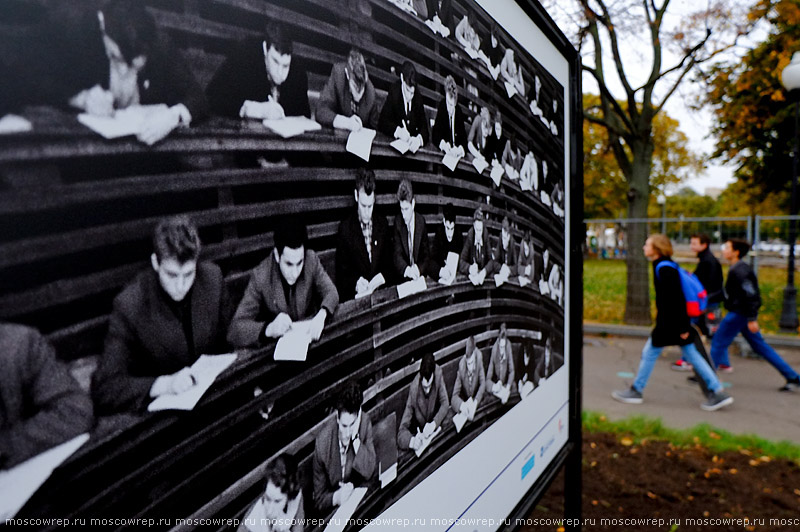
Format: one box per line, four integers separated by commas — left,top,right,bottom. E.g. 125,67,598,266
521,455,535,479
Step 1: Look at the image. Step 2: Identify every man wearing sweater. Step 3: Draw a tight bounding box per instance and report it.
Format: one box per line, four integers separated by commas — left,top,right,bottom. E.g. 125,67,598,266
710,239,800,391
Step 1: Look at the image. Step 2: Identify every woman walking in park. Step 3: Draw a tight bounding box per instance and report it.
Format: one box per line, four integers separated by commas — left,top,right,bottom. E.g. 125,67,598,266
612,234,734,411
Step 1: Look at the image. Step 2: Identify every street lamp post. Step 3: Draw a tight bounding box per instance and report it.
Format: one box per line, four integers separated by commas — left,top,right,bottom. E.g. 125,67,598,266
779,52,800,332
657,194,666,235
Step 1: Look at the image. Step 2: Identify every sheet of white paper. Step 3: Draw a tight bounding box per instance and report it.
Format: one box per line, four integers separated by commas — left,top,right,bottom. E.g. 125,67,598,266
397,276,427,299
442,151,461,171
550,121,559,136
518,276,532,288
497,386,510,404
324,487,368,532
380,462,398,489
390,138,410,154
355,273,386,299
504,81,518,99
541,191,552,206
539,278,550,296
453,412,467,433
465,46,479,60
148,353,237,412
78,105,169,139
0,433,90,520
494,273,507,287
490,164,504,186
414,426,442,457
472,156,489,174
0,114,33,134
263,116,321,138
273,328,311,362
521,380,534,398
437,252,459,286
345,127,376,162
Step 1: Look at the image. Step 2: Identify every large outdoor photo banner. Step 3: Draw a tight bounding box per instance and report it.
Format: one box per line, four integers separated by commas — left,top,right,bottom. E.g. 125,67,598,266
0,0,576,530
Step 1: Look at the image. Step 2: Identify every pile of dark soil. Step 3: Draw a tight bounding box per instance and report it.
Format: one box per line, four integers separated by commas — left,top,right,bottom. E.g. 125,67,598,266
524,432,800,531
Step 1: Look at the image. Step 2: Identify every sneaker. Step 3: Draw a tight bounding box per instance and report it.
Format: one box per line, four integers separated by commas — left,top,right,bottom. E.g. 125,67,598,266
717,364,733,373
612,387,643,404
779,377,800,392
700,391,734,411
671,360,693,372
687,375,699,384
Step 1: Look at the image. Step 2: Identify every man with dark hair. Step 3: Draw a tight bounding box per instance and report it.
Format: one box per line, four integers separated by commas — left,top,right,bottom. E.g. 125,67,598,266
378,61,429,151
459,207,496,285
206,22,310,119
398,353,450,452
533,335,564,386
1,323,94,469
486,323,515,402
316,49,379,131
486,107,506,165
93,216,234,414
451,336,485,422
494,217,517,270
313,381,376,515
392,179,433,281
228,221,339,348
335,168,392,300
672,233,724,371
432,75,467,159
709,239,800,390
430,203,463,284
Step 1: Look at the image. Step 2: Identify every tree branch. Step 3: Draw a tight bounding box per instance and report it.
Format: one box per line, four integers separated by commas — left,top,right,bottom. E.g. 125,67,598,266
584,110,628,138
583,63,635,134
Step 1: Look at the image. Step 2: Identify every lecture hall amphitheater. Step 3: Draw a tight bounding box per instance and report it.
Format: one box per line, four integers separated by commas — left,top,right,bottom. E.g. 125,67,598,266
0,0,570,529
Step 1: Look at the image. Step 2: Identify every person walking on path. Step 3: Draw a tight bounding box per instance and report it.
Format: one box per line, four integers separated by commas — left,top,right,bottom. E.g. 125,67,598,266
612,234,734,411
709,239,800,391
672,233,724,372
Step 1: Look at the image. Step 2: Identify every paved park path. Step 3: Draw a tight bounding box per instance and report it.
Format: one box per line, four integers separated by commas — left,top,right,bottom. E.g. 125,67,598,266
583,334,800,444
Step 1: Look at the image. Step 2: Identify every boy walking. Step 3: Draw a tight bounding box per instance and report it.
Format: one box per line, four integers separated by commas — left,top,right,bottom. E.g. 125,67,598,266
710,239,800,391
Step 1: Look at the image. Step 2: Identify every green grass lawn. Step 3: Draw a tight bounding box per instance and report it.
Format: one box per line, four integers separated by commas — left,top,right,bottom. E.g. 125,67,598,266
583,410,800,464
583,259,789,335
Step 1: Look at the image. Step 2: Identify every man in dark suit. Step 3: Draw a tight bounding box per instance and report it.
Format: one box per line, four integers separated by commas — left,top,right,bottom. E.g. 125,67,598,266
459,207,497,284
430,203,463,284
228,222,339,348
316,49,379,131
313,381,376,515
1,323,94,469
486,323,515,401
516,337,537,397
451,336,485,421
206,22,310,120
493,216,517,271
398,353,450,453
335,168,392,300
378,61,429,151
533,335,564,386
93,216,234,414
432,75,467,160
392,179,433,281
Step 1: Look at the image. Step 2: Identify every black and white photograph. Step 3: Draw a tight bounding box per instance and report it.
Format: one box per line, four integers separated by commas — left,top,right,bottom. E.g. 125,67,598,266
0,0,577,530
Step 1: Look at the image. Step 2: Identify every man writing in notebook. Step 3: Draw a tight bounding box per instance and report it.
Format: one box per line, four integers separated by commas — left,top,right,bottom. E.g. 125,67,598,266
335,168,392,300
378,61,429,151
92,216,234,414
228,222,339,348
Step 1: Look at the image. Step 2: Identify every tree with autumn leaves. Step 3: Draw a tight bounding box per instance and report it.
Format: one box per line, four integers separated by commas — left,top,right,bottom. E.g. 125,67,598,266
584,95,704,220
706,0,800,213
547,0,749,324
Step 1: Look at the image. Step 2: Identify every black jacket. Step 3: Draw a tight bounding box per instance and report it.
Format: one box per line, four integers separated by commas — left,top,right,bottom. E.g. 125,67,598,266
377,79,430,145
694,247,724,304
335,211,392,301
206,38,310,119
651,257,692,347
723,260,761,320
431,98,467,152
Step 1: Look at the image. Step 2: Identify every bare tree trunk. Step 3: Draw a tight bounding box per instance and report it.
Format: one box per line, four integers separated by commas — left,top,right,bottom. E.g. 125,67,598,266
624,145,654,326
